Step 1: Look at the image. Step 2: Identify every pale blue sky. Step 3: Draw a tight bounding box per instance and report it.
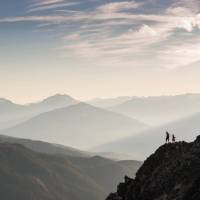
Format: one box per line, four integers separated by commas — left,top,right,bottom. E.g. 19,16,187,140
1,0,200,103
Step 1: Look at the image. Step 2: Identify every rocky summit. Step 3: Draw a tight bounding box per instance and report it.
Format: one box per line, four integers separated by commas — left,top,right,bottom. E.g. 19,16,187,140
106,136,200,200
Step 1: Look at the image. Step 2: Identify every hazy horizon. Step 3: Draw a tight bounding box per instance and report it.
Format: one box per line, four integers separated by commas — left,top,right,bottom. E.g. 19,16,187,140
1,92,200,105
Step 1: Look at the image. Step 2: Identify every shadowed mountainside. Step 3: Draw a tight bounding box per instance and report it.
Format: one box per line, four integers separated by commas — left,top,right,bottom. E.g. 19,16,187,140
0,135,91,158
67,155,142,193
0,141,142,199
0,135,136,161
0,143,104,200
106,136,200,200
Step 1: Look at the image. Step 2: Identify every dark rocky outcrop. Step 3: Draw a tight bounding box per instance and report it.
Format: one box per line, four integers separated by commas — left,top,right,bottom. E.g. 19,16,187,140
106,136,200,200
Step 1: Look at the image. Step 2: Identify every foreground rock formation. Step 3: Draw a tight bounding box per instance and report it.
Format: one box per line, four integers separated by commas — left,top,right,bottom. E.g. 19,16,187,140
106,136,200,200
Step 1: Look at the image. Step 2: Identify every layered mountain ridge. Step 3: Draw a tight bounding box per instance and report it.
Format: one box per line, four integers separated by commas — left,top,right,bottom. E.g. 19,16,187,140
109,94,200,125
93,111,200,160
0,94,78,129
2,102,147,149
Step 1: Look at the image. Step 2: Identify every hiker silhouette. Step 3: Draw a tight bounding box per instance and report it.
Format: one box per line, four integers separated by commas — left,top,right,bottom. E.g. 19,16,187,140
172,134,176,143
166,132,170,143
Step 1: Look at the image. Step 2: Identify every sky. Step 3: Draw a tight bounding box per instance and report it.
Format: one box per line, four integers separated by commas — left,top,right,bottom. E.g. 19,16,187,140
1,0,200,103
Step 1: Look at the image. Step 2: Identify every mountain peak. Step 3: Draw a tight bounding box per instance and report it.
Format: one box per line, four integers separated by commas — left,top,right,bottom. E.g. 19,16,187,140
0,98,14,104
42,94,76,103
27,94,78,109
106,135,200,200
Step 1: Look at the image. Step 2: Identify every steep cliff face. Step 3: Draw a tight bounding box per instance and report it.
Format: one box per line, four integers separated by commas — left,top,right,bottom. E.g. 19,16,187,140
106,136,200,200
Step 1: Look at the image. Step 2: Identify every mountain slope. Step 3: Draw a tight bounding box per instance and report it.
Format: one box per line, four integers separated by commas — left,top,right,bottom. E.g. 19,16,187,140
0,94,78,129
0,98,27,129
95,152,139,161
88,96,132,108
0,135,136,161
0,135,91,158
2,103,148,149
109,94,200,125
0,143,105,200
67,155,142,193
93,112,200,160
0,142,142,200
0,98,25,114
106,136,200,200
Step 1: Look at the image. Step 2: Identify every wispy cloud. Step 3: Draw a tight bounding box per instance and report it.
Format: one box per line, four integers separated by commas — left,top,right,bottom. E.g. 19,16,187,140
157,37,200,69
174,0,200,13
97,1,142,13
1,0,200,69
27,0,78,13
31,0,66,7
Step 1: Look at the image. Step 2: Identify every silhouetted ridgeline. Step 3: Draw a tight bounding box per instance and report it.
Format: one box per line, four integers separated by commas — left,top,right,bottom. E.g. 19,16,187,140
106,136,200,200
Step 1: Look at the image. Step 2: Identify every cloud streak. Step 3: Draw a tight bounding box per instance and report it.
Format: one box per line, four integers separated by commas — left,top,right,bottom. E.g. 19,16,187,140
97,1,142,13
27,0,80,13
31,0,66,7
1,0,200,69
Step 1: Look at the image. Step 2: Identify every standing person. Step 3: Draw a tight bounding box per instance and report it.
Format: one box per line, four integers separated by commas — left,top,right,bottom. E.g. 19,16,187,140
172,134,176,143
166,131,170,143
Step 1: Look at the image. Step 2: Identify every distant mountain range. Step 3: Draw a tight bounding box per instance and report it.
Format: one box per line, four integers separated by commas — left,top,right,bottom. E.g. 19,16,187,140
1,103,147,149
0,94,78,129
93,111,200,160
109,94,200,125
2,93,200,160
0,141,142,200
2,93,200,129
